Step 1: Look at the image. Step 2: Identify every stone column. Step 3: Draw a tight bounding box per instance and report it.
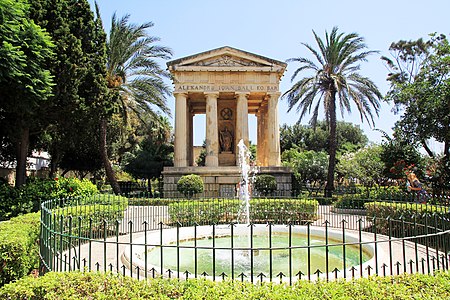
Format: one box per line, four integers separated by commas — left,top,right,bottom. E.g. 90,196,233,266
174,92,188,167
205,92,219,167
256,110,261,166
188,111,194,166
267,92,281,166
256,102,268,166
235,92,249,159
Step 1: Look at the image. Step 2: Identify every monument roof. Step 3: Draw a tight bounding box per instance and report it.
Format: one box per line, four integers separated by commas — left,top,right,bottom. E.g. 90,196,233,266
167,46,287,73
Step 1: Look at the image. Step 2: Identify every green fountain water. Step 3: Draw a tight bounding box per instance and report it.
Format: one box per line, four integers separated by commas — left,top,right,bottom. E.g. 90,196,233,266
146,230,371,277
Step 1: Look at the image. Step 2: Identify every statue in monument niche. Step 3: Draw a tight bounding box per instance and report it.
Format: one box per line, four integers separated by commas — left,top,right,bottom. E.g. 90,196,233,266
220,126,233,153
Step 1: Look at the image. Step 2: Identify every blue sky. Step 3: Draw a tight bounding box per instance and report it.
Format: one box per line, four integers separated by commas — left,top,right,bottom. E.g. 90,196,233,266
89,0,449,152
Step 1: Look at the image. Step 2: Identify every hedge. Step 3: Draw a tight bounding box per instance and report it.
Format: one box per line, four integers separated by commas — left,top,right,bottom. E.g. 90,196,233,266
2,271,450,299
168,198,319,226
364,201,450,252
334,195,372,209
51,195,129,239
168,199,240,225
0,212,40,286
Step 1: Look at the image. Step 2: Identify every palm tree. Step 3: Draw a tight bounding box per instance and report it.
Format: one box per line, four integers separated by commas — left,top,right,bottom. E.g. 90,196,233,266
283,27,382,197
102,13,172,194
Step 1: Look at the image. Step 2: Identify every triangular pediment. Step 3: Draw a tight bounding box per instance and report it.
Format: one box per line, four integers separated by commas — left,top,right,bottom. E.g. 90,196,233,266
167,46,286,72
188,54,267,67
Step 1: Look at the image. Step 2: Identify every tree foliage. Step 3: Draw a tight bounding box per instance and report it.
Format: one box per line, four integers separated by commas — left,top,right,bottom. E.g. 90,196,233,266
0,0,54,186
283,27,381,196
123,116,173,183
254,174,277,196
336,144,384,187
379,130,424,180
103,13,173,194
280,121,368,153
282,149,328,186
383,34,450,187
27,0,109,181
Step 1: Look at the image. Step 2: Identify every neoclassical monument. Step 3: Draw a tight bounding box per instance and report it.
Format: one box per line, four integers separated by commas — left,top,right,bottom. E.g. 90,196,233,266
162,47,292,197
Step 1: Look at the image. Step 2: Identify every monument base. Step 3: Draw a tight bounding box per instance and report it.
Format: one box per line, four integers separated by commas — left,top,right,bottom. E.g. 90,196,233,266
162,166,292,198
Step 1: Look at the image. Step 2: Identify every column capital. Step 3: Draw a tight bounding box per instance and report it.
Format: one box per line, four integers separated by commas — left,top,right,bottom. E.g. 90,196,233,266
204,92,220,99
173,92,188,98
235,91,250,99
266,92,281,99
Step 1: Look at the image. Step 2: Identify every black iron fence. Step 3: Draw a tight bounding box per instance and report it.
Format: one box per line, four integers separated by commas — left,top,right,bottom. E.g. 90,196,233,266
39,193,450,284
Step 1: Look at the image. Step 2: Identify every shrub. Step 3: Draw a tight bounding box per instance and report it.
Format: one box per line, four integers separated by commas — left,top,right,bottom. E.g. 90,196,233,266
0,183,31,221
334,195,371,209
2,271,450,299
254,174,277,196
51,195,129,239
177,174,204,198
168,199,240,226
0,213,40,286
364,201,449,249
250,198,318,224
0,178,98,221
168,198,318,225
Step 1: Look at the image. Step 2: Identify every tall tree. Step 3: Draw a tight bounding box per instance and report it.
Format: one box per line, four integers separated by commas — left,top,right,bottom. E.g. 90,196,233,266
28,0,109,182
0,0,54,186
382,34,450,187
283,27,382,196
103,13,173,194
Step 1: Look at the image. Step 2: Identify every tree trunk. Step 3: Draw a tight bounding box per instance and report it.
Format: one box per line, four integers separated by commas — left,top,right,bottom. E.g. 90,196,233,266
420,139,435,158
49,149,60,179
99,118,121,194
325,93,337,198
147,178,153,197
15,127,29,187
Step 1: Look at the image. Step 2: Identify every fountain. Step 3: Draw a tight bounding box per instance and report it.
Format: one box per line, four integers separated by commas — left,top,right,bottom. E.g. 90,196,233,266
236,139,257,225
121,140,376,281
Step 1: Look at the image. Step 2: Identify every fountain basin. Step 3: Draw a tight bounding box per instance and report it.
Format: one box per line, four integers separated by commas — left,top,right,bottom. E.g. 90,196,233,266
121,224,378,281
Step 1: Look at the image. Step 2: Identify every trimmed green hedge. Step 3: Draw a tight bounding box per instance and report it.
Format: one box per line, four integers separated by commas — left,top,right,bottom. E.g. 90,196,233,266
364,201,449,247
168,198,319,225
334,195,371,209
2,271,450,299
168,199,240,225
51,195,128,238
250,198,318,224
0,213,40,286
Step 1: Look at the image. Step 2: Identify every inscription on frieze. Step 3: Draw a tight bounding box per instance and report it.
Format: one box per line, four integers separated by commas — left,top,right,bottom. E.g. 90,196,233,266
175,84,278,92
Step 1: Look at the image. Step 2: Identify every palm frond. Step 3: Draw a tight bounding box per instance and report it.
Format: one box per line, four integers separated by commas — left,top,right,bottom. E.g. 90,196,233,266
107,13,173,124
